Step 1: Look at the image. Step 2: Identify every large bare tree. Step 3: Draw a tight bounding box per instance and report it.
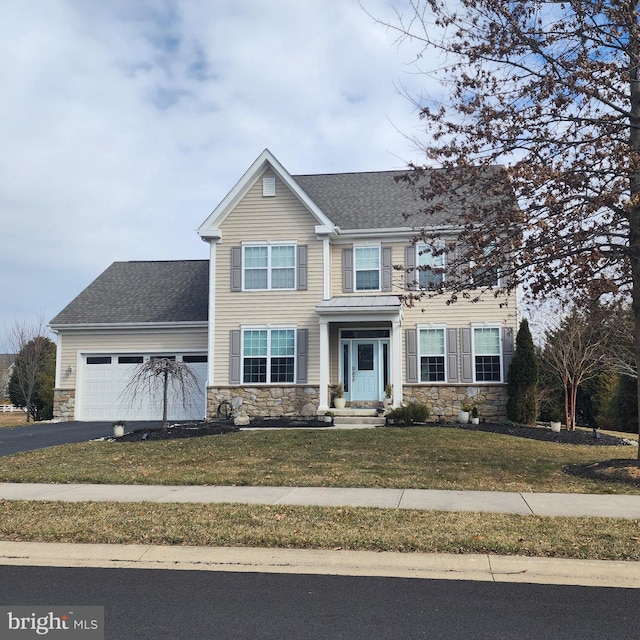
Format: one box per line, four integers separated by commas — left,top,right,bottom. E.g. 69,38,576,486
372,1,640,458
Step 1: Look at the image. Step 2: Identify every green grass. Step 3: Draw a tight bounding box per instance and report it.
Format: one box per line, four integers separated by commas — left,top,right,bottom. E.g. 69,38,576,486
1,500,638,561
0,426,637,494
1,426,638,559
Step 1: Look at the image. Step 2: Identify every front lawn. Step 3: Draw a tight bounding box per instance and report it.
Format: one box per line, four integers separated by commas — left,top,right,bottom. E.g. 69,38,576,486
0,426,637,494
1,500,638,561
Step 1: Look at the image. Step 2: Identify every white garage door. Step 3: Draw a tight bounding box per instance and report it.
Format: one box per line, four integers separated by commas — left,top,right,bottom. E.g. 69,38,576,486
79,354,208,422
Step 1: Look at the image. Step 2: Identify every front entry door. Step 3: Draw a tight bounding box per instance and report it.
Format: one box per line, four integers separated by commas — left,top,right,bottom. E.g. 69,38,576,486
351,340,379,401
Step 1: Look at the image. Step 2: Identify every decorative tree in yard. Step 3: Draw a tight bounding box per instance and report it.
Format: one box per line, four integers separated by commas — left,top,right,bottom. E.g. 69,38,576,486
372,1,640,459
122,358,200,430
541,305,614,430
5,317,55,422
506,319,538,425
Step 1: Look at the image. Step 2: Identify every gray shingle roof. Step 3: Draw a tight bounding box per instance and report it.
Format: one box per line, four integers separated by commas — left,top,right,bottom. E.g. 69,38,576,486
50,260,208,326
293,171,417,229
293,166,510,230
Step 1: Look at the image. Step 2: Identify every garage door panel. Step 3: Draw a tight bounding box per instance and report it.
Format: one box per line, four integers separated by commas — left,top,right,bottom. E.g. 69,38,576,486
79,355,207,421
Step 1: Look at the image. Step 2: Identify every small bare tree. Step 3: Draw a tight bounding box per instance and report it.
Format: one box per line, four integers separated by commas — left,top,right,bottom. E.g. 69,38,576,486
4,315,54,423
121,358,200,430
541,305,613,430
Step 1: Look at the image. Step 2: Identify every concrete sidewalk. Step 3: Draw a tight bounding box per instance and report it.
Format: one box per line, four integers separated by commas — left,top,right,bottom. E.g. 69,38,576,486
1,483,639,589
1,482,640,518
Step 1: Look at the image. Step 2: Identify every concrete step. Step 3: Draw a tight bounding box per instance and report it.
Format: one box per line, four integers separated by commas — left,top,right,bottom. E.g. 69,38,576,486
332,415,386,428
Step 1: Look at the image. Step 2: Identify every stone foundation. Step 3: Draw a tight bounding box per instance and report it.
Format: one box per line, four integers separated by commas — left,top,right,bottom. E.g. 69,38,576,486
402,384,507,421
206,384,507,421
53,389,76,421
207,386,320,419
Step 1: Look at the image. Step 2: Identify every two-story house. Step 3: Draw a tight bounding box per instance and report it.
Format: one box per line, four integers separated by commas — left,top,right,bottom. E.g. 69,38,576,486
50,149,518,422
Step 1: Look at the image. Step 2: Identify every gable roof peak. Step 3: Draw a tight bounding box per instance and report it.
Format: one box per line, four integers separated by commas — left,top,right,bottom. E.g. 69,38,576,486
197,149,335,237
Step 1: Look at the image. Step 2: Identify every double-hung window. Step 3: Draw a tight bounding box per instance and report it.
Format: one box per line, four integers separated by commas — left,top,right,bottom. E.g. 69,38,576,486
473,327,501,381
243,244,296,290
417,244,445,290
471,245,500,287
354,246,380,291
242,328,295,384
419,327,446,382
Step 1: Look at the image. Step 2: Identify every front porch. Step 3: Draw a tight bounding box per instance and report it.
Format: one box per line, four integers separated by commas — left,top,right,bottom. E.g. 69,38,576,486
316,296,403,412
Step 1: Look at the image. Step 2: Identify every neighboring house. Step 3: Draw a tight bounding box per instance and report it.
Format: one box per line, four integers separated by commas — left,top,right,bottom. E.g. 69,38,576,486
50,149,519,422
0,355,16,401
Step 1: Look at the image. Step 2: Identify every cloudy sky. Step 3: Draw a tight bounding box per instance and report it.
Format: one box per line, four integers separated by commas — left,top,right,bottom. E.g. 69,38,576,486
0,0,431,349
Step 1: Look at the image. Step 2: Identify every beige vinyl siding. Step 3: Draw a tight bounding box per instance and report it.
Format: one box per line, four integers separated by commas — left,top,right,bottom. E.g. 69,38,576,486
331,241,515,325
213,171,324,384
57,327,207,387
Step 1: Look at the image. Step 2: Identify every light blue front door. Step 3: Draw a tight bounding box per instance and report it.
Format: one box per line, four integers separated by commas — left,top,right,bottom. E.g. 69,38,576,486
351,340,379,401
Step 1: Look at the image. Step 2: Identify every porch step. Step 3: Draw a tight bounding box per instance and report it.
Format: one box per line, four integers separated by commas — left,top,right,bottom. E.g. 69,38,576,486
325,409,386,428
332,416,386,428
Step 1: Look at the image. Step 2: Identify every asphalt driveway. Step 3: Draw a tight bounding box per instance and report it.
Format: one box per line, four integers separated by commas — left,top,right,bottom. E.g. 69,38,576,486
0,421,162,457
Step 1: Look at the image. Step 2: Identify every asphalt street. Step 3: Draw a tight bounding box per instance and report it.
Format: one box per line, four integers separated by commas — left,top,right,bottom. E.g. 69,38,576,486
1,564,637,640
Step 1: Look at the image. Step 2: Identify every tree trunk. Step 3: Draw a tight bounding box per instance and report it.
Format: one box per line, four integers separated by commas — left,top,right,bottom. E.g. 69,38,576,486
563,381,570,430
570,383,579,431
634,265,640,460
627,1,640,462
162,371,169,430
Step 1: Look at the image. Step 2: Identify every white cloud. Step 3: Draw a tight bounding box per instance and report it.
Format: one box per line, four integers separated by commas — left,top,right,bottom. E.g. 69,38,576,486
0,0,434,348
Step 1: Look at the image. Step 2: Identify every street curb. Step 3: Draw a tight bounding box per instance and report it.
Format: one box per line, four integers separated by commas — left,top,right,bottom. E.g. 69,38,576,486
0,542,637,588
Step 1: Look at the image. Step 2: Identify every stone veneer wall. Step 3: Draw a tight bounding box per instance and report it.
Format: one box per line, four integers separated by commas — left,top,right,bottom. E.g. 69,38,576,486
207,386,320,419
207,384,507,421
53,389,76,421
403,384,508,421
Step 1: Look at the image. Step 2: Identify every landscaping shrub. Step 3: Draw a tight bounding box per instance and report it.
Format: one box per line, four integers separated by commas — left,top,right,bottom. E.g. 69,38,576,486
615,374,639,433
506,319,539,425
386,402,430,425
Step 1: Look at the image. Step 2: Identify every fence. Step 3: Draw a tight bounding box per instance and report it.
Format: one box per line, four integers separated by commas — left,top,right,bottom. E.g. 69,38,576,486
0,405,25,413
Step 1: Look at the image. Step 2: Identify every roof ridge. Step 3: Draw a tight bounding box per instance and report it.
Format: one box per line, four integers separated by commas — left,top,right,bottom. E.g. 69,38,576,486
117,259,208,264
293,169,409,178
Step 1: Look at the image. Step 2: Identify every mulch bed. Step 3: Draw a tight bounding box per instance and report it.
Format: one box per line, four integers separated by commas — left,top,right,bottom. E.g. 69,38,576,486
114,416,330,442
115,422,238,442
113,417,637,446
456,421,636,447
565,459,640,486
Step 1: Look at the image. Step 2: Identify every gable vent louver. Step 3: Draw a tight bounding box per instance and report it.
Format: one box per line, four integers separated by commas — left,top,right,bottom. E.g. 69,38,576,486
262,176,276,197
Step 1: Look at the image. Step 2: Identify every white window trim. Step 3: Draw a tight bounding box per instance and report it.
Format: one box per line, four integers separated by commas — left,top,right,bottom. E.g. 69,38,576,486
471,324,503,383
241,242,297,291
240,326,297,385
418,324,447,383
417,242,445,290
353,244,382,292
